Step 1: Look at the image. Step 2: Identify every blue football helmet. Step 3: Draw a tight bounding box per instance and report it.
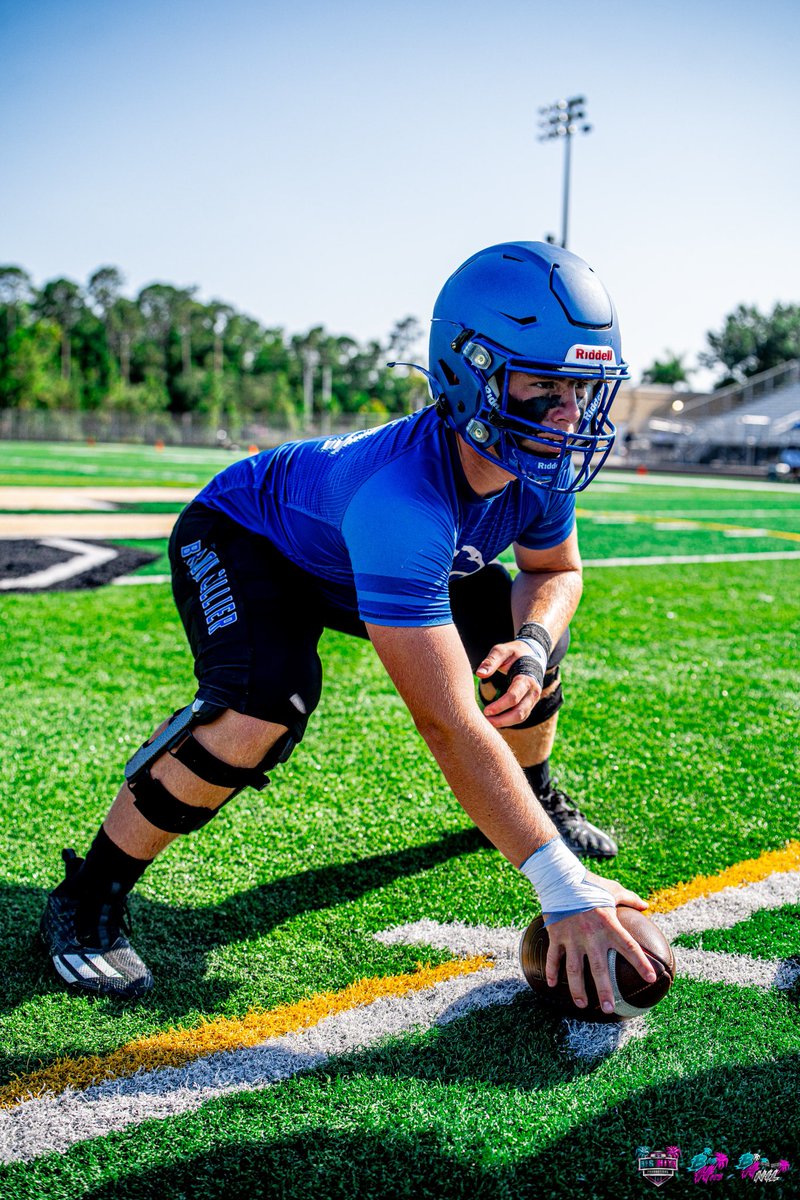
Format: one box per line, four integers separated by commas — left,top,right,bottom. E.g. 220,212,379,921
427,241,629,492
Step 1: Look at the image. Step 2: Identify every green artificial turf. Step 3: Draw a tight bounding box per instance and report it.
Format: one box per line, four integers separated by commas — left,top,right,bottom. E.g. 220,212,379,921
575,519,797,561
2,978,798,1199
0,561,798,1026
0,469,799,1197
675,906,800,960
0,441,247,488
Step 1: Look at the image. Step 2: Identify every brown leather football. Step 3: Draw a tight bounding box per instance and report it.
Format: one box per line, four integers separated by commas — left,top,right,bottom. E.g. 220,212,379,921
518,905,676,1022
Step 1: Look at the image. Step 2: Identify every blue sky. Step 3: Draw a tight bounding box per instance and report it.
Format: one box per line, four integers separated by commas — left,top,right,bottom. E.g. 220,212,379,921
2,0,799,385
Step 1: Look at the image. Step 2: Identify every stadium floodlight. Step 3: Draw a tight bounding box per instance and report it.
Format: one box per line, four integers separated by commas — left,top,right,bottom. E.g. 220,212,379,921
537,95,592,249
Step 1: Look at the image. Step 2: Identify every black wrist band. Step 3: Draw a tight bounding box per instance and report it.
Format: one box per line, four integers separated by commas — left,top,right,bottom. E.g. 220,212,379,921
516,622,552,659
508,655,545,687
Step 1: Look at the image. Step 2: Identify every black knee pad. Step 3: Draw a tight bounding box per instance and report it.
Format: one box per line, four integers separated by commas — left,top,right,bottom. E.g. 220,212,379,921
124,700,298,834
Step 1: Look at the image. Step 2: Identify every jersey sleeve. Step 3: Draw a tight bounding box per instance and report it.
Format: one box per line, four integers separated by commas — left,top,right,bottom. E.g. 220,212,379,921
515,487,576,551
341,463,457,627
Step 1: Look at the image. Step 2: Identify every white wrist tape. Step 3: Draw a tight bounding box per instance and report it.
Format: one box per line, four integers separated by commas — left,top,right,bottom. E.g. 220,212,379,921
519,837,615,926
516,638,549,675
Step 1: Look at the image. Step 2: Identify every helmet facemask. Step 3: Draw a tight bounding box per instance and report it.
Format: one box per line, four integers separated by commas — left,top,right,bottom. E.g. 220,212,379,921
452,336,621,493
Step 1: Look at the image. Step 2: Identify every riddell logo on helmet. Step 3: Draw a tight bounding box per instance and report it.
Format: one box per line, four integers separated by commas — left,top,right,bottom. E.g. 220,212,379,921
566,344,616,364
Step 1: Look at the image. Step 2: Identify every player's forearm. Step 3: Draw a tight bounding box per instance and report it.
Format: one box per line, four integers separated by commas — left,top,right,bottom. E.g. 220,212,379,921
416,707,559,865
510,566,582,644
367,621,560,862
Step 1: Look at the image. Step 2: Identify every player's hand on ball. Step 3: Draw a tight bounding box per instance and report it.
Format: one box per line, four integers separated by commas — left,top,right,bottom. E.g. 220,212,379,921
519,903,675,1021
543,902,658,1015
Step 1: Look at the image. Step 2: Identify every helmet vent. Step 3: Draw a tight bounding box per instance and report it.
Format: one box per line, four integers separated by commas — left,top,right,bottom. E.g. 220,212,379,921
502,254,524,262
438,359,460,387
500,312,538,326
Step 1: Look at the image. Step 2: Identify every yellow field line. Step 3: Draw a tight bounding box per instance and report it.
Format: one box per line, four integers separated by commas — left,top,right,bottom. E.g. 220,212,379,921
0,956,490,1111
675,519,800,543
6,842,800,1110
575,509,800,543
647,840,800,913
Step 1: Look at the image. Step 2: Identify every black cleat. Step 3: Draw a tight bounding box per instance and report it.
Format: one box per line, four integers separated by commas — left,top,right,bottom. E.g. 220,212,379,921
537,783,618,860
40,849,153,999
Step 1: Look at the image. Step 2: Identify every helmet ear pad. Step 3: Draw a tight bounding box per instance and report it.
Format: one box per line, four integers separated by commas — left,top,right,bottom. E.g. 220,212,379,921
430,332,507,455
429,321,480,422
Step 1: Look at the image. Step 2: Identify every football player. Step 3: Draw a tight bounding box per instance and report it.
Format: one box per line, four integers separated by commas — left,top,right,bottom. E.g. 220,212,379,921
42,241,657,1012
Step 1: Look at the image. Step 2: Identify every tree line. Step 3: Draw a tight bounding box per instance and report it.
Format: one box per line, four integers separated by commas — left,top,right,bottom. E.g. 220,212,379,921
642,302,800,389
2,265,798,419
0,266,428,426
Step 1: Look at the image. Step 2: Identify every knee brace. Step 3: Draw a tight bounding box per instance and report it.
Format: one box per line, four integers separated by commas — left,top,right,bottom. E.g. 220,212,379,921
124,698,297,834
479,665,564,730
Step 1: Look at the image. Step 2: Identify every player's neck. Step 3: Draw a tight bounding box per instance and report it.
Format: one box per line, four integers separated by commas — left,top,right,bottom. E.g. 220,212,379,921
456,436,515,497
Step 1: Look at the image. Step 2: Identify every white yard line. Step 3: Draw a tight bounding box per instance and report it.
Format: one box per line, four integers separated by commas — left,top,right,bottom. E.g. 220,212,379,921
113,573,171,586
0,539,118,590
0,965,522,1166
582,550,800,567
111,549,800,588
1,868,798,1163
376,867,800,1058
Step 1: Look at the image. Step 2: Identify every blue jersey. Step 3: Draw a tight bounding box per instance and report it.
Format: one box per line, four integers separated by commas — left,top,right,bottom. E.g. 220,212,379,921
196,406,575,627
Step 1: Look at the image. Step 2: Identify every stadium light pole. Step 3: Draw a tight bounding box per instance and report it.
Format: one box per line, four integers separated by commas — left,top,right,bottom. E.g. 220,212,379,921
537,96,592,249
301,347,319,428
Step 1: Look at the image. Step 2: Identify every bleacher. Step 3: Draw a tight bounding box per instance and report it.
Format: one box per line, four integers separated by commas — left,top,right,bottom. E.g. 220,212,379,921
640,361,800,466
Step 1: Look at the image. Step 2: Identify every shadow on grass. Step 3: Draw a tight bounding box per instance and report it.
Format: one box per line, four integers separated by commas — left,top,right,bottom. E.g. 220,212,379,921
0,827,489,1075
8,1053,797,1200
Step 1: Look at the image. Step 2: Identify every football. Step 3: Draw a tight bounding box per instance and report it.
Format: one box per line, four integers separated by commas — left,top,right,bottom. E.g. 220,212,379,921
518,906,676,1022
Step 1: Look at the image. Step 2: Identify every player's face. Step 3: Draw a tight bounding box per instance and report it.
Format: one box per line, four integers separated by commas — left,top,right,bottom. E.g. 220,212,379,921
506,371,592,454
506,371,588,427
